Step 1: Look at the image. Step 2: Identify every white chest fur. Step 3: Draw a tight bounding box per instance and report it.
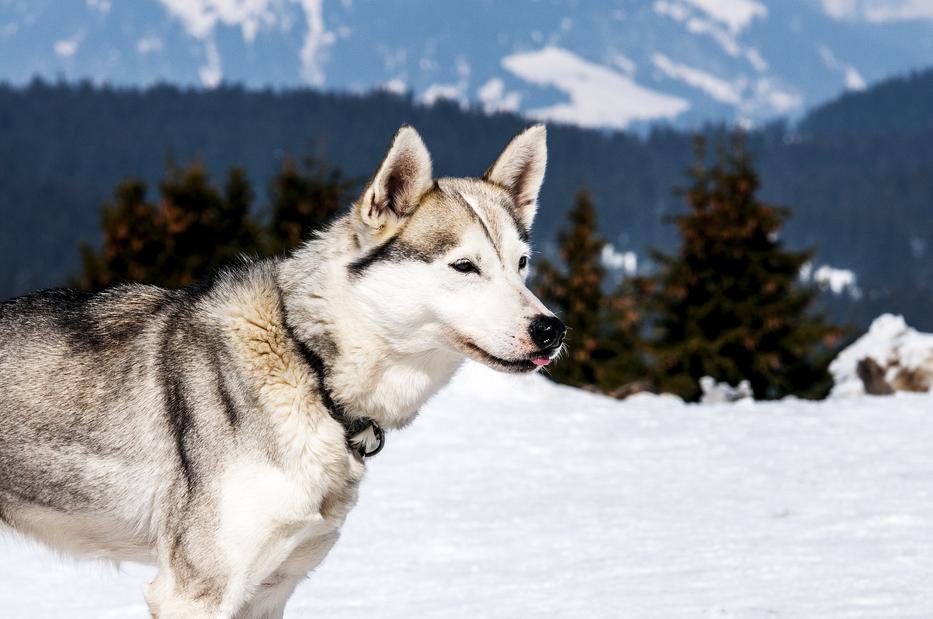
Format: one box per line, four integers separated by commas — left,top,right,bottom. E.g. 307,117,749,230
214,456,361,598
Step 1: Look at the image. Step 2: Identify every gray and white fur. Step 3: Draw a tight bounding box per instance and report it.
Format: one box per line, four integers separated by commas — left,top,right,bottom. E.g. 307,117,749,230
0,125,565,618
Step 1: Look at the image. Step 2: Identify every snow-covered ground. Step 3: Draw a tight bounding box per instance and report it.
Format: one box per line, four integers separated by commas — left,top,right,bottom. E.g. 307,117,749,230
2,363,933,618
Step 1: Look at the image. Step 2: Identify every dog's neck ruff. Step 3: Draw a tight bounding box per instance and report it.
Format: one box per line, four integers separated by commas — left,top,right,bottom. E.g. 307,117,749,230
291,333,385,459
276,293,385,459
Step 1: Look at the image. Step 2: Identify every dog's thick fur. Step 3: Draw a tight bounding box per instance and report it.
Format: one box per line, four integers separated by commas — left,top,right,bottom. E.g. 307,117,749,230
0,125,561,617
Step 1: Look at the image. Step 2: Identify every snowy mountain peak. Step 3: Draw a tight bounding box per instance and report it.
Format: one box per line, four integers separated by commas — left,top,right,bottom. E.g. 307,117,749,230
677,0,768,33
2,0,933,129
501,46,690,129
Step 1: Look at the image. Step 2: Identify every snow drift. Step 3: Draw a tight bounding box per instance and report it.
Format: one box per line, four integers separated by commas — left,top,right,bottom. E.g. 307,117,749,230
831,314,933,397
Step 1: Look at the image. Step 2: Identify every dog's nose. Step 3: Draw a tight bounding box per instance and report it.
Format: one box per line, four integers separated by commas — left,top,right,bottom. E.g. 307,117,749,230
529,315,566,350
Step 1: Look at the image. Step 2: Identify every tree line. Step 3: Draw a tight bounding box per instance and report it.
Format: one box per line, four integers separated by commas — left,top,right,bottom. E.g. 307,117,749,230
76,158,353,289
1,78,931,330
77,134,844,401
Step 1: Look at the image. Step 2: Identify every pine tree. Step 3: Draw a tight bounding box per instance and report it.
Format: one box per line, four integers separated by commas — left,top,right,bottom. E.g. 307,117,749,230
77,180,165,289
157,163,264,287
645,134,844,401
266,157,355,255
76,158,356,290
223,167,264,262
79,164,260,290
535,189,645,392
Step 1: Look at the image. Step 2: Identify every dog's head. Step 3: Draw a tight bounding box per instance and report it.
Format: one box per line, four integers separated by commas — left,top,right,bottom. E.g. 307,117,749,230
347,124,565,373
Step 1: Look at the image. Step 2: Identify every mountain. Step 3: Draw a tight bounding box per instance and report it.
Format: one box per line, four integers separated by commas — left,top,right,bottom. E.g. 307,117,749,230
801,66,933,137
2,0,933,130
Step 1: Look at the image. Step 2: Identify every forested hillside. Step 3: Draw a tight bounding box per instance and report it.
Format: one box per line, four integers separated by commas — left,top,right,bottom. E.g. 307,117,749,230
800,69,933,138
1,70,931,329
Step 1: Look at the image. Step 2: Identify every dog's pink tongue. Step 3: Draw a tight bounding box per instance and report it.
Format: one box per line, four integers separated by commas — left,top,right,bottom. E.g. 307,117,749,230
532,357,551,366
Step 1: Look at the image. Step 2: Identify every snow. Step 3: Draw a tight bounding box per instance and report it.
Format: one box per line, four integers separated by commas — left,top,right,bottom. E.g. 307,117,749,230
654,0,769,34
654,0,767,70
822,0,858,19
654,0,692,23
420,83,467,106
746,47,768,72
501,47,690,130
294,0,332,86
135,35,164,55
3,361,933,617
53,31,84,58
699,375,753,403
156,0,333,86
844,67,868,90
421,57,471,107
685,15,743,56
653,53,743,105
600,244,638,275
818,45,867,91
157,0,281,42
865,0,933,22
801,262,862,299
86,0,112,14
382,78,408,95
831,314,933,397
681,0,768,33
609,51,636,75
823,0,933,23
751,77,803,114
477,78,522,114
160,0,260,41
814,265,860,296
198,39,222,88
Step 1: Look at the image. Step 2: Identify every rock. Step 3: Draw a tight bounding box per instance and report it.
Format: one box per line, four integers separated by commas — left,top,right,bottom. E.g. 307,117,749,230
830,314,933,397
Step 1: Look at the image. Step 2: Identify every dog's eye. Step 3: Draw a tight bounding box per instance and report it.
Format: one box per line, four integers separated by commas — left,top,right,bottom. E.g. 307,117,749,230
450,259,480,275
518,256,528,270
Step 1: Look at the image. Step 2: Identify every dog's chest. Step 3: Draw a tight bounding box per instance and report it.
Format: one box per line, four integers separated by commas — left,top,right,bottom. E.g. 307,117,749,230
216,456,363,556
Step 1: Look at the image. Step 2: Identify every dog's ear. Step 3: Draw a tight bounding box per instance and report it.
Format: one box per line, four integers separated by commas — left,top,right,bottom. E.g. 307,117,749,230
483,124,547,231
354,125,433,241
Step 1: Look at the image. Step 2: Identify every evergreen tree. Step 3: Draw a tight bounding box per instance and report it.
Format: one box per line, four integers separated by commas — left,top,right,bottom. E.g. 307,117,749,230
157,162,264,287
76,158,355,289
535,189,646,392
78,180,165,289
224,167,265,260
645,134,844,401
266,158,356,255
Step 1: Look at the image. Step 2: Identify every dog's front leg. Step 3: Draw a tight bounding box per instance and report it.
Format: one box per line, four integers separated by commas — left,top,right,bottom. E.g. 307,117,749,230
145,470,337,618
233,530,341,619
145,521,335,618
145,523,328,618
144,514,245,619
145,564,233,619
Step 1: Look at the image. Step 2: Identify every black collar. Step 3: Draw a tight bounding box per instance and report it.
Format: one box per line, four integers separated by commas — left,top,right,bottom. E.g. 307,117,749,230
277,290,385,459
289,330,385,459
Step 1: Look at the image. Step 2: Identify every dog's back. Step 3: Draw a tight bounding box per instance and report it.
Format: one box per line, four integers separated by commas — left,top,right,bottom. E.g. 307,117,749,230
0,283,202,558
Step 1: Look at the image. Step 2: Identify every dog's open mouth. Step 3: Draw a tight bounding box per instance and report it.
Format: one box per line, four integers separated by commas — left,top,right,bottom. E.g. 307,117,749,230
461,341,558,373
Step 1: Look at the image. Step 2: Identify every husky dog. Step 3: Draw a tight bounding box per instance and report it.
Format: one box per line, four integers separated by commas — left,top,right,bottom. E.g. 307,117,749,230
0,124,564,617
